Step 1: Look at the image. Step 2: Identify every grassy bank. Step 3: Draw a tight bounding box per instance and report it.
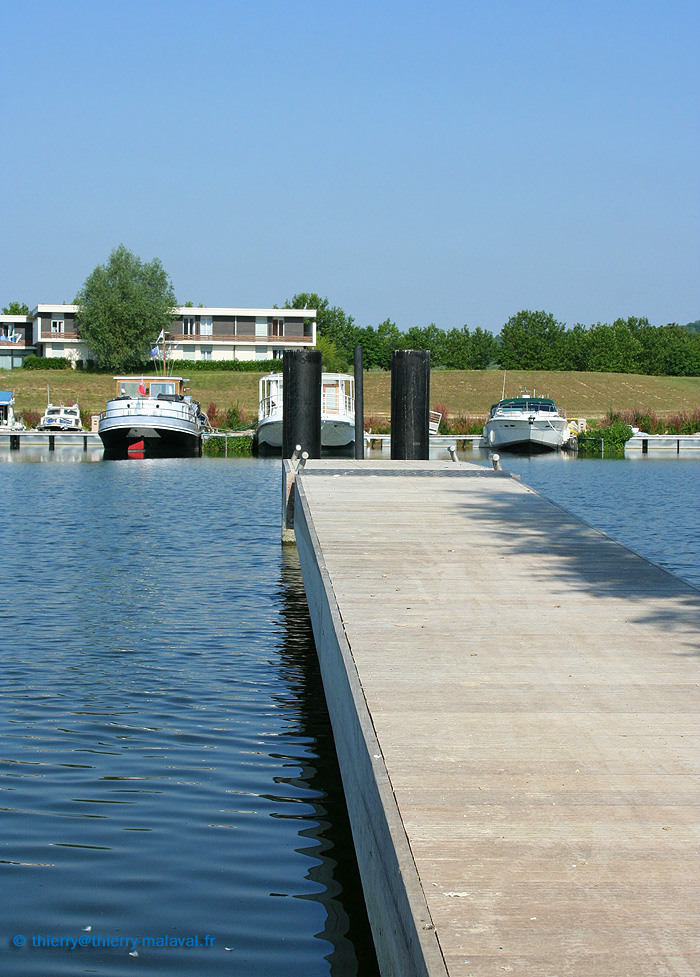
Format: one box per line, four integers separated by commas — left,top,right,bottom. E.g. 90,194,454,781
3,368,699,426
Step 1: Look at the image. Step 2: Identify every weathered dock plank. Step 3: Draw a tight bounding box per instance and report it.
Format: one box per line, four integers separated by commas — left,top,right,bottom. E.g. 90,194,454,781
293,459,700,977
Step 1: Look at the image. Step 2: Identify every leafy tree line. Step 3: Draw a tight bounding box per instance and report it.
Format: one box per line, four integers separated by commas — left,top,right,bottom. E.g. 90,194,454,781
284,293,496,371
498,311,700,376
286,295,700,377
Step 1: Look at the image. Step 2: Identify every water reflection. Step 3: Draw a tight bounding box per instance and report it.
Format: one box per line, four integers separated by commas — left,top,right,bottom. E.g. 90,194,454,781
0,446,104,462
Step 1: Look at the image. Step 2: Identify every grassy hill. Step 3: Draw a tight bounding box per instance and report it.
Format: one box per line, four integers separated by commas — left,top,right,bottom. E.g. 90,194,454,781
3,367,699,425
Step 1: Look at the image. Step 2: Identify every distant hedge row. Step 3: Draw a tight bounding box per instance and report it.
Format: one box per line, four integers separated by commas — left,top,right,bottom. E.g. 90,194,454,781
21,355,283,373
168,360,282,373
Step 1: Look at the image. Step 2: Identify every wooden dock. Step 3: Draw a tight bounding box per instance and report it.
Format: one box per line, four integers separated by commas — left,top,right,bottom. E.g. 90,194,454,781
292,458,700,977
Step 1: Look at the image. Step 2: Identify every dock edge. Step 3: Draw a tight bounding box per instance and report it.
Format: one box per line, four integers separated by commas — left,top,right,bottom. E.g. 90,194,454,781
294,472,449,977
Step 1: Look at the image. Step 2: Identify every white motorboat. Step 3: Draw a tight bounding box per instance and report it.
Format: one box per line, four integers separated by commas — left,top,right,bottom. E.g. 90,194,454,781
481,395,570,453
0,390,25,430
256,372,355,450
98,376,207,459
36,403,83,432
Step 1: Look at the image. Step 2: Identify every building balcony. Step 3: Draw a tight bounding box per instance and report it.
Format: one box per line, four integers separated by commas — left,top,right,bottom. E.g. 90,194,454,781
173,334,314,344
38,331,81,341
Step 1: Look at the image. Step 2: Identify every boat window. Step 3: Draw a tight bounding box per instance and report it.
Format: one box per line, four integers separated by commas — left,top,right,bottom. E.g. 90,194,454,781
150,381,176,396
120,381,142,397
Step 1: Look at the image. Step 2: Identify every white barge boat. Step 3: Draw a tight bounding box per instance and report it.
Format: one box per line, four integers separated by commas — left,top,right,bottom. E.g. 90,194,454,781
481,395,570,453
98,376,206,459
256,372,355,450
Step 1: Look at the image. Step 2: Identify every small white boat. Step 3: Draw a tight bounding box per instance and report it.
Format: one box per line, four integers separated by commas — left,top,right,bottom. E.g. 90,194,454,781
36,403,83,432
256,372,355,450
0,390,25,430
98,376,207,459
481,395,570,453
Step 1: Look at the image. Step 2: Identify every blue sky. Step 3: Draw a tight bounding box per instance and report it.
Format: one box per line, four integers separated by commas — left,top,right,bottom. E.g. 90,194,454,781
1,0,698,333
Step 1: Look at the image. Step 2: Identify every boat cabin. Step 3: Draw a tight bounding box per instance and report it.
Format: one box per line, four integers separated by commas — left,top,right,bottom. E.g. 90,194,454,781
44,405,80,421
322,374,354,416
259,373,282,421
258,372,355,422
114,377,190,400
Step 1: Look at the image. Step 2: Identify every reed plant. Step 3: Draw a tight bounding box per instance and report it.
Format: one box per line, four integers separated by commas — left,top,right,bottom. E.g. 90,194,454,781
363,414,391,434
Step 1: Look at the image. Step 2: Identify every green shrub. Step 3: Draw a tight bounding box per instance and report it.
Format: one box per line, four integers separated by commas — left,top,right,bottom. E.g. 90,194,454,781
202,434,253,456
224,403,253,429
578,419,633,456
22,354,70,370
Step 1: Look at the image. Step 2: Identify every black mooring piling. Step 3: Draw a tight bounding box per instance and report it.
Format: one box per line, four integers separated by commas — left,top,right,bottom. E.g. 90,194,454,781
390,349,430,460
354,345,364,459
282,349,322,459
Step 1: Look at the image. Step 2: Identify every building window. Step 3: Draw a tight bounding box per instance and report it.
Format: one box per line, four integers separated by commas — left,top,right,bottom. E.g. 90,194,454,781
200,347,212,361
51,317,65,334
200,316,213,336
272,349,283,360
271,318,284,337
183,316,198,336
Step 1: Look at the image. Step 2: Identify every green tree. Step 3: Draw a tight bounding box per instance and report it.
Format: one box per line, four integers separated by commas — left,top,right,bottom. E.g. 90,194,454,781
75,245,177,371
469,326,498,369
560,323,590,371
315,335,351,372
364,318,403,370
442,326,472,369
586,320,642,373
403,323,448,366
498,310,566,370
284,293,356,354
637,322,700,376
2,301,29,315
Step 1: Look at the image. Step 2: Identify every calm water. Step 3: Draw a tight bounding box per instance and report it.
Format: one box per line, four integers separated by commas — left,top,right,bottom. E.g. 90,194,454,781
2,453,699,977
0,458,379,976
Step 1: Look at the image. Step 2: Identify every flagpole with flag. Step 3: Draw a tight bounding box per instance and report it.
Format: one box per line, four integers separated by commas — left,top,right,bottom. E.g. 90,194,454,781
151,329,167,376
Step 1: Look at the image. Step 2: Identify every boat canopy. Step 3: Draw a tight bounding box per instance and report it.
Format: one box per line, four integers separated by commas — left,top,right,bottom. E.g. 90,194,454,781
0,391,14,405
490,398,559,413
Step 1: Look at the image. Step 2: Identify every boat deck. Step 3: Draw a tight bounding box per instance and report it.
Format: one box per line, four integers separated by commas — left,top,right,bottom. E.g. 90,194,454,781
293,458,700,977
